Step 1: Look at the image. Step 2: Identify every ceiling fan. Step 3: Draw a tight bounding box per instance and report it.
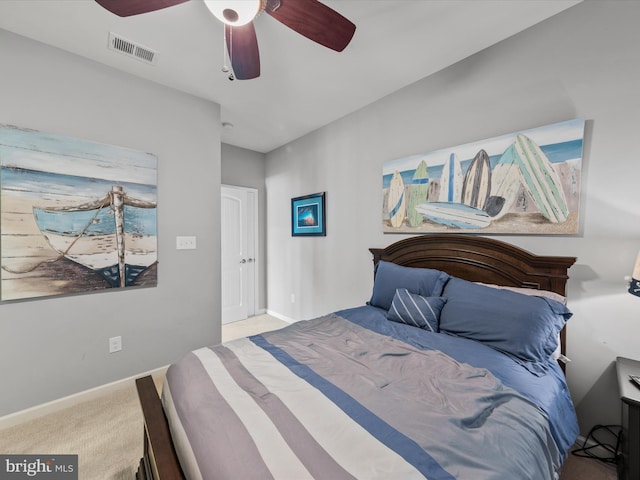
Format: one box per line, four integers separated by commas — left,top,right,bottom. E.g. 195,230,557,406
95,0,356,80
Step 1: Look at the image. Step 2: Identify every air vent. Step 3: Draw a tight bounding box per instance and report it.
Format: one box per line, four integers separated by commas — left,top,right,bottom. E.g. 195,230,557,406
108,32,157,65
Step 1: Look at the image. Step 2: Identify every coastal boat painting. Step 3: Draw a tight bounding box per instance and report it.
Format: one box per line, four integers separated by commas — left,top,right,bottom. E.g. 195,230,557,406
382,119,585,234
1,124,158,301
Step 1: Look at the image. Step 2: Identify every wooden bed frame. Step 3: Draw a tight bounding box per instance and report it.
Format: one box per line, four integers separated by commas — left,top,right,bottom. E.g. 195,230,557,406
134,234,576,479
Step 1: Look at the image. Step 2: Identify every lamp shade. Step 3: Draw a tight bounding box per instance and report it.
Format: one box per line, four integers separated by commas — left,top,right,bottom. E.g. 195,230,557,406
629,250,640,297
204,1,261,27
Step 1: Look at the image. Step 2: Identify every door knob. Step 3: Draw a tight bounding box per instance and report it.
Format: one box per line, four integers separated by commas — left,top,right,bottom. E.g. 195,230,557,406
240,259,246,264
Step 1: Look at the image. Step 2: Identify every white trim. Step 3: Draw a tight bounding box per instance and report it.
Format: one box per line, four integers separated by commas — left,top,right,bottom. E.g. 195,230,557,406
0,365,168,430
265,309,297,324
249,188,259,317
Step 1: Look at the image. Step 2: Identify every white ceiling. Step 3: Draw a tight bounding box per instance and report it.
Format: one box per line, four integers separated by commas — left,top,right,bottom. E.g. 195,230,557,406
0,0,580,153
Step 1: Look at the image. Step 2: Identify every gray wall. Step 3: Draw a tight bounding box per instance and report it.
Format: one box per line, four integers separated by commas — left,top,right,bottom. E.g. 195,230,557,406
221,143,267,312
0,30,222,416
265,1,640,437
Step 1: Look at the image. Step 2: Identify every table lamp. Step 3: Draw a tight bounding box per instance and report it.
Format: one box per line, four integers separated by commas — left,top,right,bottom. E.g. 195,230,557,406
629,250,640,297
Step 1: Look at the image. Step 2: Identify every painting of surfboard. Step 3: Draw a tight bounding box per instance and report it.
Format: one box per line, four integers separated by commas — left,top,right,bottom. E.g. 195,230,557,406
387,170,406,228
33,186,157,288
461,149,491,210
407,160,429,227
381,118,584,234
485,143,522,219
438,153,463,203
513,134,568,223
415,202,491,229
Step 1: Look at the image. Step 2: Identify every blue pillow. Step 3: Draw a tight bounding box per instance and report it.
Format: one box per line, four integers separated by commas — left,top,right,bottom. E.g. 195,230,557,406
369,261,450,310
387,289,447,332
439,277,572,375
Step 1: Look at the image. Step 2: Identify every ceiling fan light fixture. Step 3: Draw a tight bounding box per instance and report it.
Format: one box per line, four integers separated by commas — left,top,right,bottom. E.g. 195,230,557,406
204,0,262,27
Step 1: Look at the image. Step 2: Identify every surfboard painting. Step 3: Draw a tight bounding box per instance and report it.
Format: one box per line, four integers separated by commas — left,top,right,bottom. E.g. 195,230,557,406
486,143,522,219
415,202,491,229
387,170,406,228
407,160,429,227
461,149,491,210
382,118,585,234
513,134,568,223
0,124,158,301
438,153,463,203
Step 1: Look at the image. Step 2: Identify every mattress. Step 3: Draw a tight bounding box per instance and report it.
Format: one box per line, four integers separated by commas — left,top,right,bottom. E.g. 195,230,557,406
162,305,578,479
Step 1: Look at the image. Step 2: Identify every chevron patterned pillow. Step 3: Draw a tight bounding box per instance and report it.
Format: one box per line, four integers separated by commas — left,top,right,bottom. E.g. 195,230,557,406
386,288,447,332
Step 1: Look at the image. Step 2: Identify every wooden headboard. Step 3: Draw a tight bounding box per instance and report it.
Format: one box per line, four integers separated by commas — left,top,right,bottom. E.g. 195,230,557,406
370,234,576,370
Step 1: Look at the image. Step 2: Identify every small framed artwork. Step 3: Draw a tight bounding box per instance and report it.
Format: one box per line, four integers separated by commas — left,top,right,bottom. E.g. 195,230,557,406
291,192,326,236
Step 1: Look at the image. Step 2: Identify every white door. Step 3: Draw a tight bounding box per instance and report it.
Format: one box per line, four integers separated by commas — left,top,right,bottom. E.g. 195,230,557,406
221,185,257,324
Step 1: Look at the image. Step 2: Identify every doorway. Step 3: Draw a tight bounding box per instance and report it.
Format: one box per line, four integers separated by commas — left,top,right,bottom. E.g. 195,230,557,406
221,185,258,324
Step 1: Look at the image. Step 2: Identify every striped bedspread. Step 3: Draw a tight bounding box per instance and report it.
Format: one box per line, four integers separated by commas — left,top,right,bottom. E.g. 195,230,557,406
163,312,566,479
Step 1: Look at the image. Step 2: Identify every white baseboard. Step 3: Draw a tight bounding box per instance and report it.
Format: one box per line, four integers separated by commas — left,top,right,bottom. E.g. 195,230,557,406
0,365,169,430
265,309,298,324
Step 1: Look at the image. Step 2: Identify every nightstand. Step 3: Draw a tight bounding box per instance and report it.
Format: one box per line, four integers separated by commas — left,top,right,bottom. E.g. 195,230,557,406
616,356,640,480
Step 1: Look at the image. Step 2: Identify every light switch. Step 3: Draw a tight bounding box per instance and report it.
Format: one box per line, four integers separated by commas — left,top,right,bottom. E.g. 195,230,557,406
176,236,197,250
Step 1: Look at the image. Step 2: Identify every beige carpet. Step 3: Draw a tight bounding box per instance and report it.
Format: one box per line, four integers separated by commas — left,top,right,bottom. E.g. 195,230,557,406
0,378,151,480
0,315,618,480
560,452,618,480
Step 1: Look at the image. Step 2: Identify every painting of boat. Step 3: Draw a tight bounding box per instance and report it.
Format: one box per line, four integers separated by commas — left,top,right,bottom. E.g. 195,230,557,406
32,186,157,288
382,118,585,234
1,124,158,301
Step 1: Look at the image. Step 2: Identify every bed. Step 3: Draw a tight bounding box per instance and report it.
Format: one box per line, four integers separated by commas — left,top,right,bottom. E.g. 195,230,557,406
135,234,578,480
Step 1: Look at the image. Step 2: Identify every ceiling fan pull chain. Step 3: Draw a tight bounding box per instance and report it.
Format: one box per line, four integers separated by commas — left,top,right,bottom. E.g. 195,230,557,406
222,28,230,74
222,26,235,81
227,27,235,81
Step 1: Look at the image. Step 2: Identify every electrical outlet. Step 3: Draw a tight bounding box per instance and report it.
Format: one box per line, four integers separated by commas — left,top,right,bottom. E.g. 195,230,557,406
176,236,197,250
290,293,295,303
109,336,122,353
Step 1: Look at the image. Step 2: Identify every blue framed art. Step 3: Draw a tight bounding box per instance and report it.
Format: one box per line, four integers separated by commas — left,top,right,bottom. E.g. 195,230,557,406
291,192,326,236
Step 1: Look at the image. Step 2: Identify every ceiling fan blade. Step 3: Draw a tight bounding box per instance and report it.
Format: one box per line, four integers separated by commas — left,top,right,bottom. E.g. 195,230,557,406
95,0,189,17
265,0,355,52
226,23,261,80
